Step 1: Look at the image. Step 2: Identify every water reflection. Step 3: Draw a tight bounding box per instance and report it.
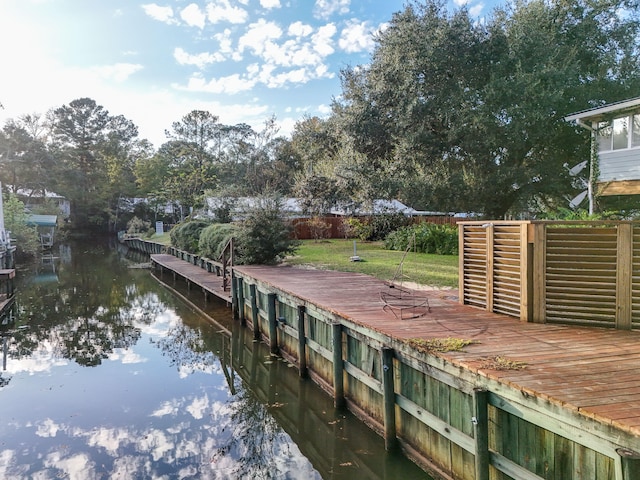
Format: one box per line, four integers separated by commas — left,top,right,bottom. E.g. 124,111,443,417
0,239,432,479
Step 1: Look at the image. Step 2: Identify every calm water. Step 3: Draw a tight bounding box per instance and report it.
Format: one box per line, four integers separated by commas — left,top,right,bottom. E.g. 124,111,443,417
0,239,433,480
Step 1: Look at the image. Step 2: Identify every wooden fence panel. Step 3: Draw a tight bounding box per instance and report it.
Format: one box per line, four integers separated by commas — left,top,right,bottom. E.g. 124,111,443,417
544,227,618,328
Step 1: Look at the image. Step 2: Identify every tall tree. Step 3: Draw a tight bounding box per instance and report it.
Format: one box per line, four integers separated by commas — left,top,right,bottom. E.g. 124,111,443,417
48,98,142,228
333,0,640,217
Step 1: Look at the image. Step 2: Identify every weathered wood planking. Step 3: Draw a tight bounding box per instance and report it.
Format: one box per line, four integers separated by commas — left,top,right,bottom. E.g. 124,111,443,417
232,265,640,466
151,254,232,303
150,252,640,479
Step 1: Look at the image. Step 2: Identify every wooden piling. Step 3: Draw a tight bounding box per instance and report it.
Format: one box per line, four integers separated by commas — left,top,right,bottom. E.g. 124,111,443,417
268,293,278,354
250,284,260,340
237,277,245,324
473,389,489,480
332,322,345,409
297,305,307,378
381,347,398,452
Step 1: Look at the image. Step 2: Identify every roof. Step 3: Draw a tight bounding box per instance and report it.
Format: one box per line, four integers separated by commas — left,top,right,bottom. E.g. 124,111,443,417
206,197,422,216
27,214,57,227
565,96,640,124
15,188,66,200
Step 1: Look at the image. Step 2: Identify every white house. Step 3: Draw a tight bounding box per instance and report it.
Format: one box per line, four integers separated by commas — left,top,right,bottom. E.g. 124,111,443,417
565,97,640,207
14,188,70,218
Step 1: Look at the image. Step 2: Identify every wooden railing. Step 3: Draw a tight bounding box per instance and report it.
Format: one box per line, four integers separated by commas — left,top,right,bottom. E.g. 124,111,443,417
459,220,640,329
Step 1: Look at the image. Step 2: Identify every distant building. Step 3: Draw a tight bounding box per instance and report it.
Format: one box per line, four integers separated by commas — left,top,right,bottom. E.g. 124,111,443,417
14,188,70,218
204,197,442,219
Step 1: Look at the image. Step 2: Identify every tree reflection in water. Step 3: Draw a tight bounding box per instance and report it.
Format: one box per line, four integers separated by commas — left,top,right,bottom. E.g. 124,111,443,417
0,240,431,479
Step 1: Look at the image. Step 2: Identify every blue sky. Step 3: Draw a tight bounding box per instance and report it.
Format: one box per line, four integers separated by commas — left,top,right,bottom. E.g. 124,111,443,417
0,0,494,148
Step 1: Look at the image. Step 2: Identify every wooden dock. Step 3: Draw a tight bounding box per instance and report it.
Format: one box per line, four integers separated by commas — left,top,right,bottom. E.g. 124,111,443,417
234,265,640,434
150,254,232,303
150,253,640,479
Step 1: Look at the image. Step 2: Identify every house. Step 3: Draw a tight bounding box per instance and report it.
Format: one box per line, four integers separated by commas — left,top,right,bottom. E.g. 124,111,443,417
14,188,70,218
565,97,640,208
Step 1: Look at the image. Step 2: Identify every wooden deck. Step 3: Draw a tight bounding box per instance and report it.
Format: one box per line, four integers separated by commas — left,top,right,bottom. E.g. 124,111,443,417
151,254,232,303
150,254,640,438
233,264,640,439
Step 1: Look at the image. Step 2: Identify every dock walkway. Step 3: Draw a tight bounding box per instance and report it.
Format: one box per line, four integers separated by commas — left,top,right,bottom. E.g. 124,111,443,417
151,254,232,303
234,264,640,437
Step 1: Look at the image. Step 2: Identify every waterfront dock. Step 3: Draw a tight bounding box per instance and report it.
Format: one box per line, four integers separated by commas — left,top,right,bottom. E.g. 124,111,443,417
150,252,640,480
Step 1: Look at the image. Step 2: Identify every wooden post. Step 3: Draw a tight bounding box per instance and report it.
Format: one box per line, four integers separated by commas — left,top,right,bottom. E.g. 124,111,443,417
381,347,398,452
268,293,278,354
250,284,260,340
231,271,238,319
616,223,633,330
297,305,307,378
520,222,531,322
532,222,547,323
486,224,494,312
332,322,345,409
458,224,465,305
473,388,489,480
237,277,245,324
618,448,640,480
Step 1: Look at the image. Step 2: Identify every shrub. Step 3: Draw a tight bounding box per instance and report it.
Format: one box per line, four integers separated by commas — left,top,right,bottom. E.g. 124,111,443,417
385,223,458,255
169,220,210,252
235,196,300,265
198,223,240,259
126,216,152,236
3,193,39,257
344,213,409,241
306,217,332,241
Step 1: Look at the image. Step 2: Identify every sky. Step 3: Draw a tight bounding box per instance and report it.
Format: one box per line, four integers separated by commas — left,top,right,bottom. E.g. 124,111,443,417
0,0,493,149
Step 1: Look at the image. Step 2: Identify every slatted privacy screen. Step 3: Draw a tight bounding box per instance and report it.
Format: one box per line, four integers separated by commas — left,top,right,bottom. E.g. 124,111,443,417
459,220,640,329
459,222,528,319
544,226,618,327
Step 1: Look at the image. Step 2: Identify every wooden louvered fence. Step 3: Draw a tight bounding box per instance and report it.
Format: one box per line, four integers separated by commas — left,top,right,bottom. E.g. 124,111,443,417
459,220,640,329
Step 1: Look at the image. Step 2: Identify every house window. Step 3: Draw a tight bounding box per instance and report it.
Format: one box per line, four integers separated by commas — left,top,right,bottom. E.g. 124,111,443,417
633,114,640,148
597,113,640,151
612,117,629,150
598,122,612,151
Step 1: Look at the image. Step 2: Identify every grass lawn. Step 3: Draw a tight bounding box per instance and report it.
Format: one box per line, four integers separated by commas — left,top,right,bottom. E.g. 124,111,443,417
285,239,459,288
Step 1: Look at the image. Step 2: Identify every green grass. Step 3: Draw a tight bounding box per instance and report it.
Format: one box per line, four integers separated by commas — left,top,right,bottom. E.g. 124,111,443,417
149,232,171,245
285,239,459,288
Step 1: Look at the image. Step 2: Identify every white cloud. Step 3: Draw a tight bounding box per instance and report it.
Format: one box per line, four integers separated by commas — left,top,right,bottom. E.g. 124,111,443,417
260,0,281,9
180,3,206,29
238,19,283,57
141,4,176,24
186,395,210,420
288,21,313,38
206,0,248,24
454,0,471,5
178,72,258,94
44,452,98,480
314,0,350,20
469,3,485,17
91,63,144,83
338,19,375,53
36,418,61,438
174,47,225,69
312,23,337,57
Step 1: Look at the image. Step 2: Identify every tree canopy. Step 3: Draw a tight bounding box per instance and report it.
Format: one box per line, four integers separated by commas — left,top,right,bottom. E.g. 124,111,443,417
2,0,640,229
332,0,640,217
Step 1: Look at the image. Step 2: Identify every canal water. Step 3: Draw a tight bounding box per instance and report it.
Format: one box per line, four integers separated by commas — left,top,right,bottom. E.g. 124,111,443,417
0,239,433,479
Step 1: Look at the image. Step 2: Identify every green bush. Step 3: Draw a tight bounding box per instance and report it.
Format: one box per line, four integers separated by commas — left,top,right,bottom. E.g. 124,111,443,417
344,213,409,241
385,223,458,255
198,223,239,259
235,196,300,265
169,220,210,252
